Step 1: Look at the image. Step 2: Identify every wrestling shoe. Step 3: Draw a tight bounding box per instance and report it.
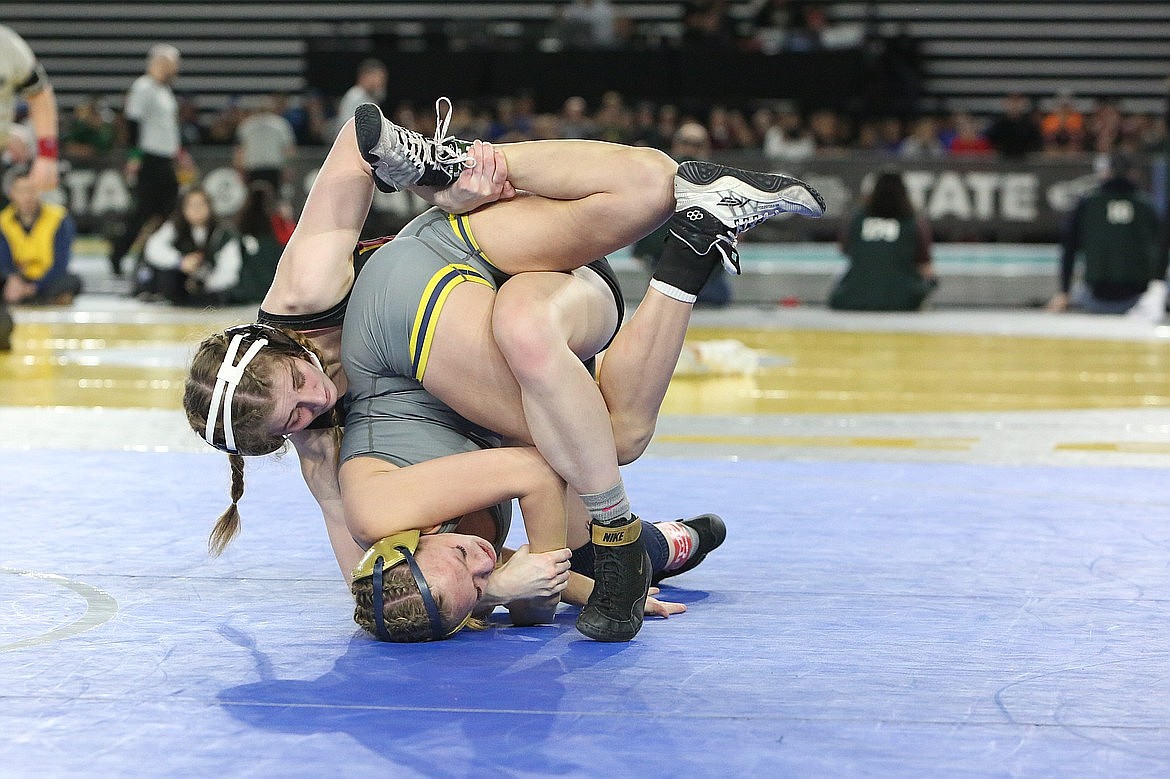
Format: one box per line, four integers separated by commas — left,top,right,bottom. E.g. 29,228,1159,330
576,516,652,642
670,160,825,274
652,513,727,585
354,97,473,193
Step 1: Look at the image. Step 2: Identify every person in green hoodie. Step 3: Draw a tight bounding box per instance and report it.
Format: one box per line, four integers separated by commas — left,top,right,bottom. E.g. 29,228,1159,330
829,169,937,311
1046,153,1166,315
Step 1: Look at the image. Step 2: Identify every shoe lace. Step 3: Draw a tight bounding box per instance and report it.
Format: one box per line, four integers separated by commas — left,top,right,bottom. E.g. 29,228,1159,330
733,212,773,234
432,97,473,169
590,555,622,610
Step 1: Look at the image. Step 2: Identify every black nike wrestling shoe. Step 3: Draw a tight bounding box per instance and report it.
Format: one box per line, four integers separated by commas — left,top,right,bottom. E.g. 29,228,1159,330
354,97,473,193
576,516,652,642
670,160,825,274
652,513,727,585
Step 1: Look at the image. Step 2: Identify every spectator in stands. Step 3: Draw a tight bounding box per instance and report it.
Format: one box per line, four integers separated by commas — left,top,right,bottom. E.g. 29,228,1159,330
485,95,536,143
0,24,58,193
282,90,328,146
529,112,564,140
555,0,620,49
654,103,680,148
593,90,632,143
204,97,245,145
176,94,208,147
558,95,596,139
633,121,732,306
0,163,82,306
62,95,117,160
136,186,240,306
851,120,883,153
763,103,815,161
1046,153,1166,316
745,0,803,53
829,169,937,311
225,181,290,305
808,107,847,155
898,115,945,159
233,94,296,193
984,93,1042,159
946,112,993,157
333,58,386,139
1126,111,1165,154
726,107,759,149
1040,91,1085,156
786,2,830,51
680,0,740,50
1085,97,1123,154
108,43,182,277
445,98,491,141
706,105,737,150
629,100,669,148
749,105,775,145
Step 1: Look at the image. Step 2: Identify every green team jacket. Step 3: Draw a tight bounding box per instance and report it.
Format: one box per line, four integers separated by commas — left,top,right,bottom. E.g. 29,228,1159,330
829,212,933,311
1061,177,1164,298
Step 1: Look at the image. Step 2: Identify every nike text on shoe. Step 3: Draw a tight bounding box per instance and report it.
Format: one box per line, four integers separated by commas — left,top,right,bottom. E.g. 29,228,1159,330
354,97,473,193
671,160,826,274
576,517,652,642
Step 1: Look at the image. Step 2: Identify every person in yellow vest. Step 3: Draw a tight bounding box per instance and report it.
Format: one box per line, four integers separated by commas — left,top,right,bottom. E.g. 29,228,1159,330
0,163,81,306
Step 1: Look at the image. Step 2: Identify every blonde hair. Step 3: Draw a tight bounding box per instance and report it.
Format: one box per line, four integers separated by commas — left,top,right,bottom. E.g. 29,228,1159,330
352,566,488,643
183,327,335,555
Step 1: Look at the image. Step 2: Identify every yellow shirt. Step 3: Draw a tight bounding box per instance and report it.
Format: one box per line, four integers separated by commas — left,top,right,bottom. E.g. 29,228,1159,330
0,202,69,281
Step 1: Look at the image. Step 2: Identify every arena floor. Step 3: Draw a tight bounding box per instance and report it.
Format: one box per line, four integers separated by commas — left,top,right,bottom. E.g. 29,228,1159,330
3,287,1170,777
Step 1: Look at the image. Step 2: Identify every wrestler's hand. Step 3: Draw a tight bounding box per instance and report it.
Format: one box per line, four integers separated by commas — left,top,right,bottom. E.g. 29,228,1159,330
418,140,516,215
482,545,571,604
645,587,687,618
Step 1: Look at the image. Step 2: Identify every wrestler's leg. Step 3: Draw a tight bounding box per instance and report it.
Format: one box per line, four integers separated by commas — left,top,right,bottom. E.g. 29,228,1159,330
421,270,616,447
466,141,677,273
489,269,621,496
597,286,693,464
359,104,676,273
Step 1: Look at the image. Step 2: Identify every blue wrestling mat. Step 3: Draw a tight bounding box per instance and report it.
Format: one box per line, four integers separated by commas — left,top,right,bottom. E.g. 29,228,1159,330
2,449,1169,777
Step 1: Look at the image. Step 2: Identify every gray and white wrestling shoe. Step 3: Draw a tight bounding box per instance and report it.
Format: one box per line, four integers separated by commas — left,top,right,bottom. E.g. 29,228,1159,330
670,160,826,274
354,97,473,192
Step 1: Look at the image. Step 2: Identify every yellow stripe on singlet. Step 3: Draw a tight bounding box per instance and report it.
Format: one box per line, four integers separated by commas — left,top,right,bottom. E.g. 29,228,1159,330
447,212,496,267
409,263,494,381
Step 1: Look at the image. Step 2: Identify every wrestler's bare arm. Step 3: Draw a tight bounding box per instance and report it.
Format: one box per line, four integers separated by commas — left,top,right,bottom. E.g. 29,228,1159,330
290,428,364,585
262,130,510,317
339,446,568,551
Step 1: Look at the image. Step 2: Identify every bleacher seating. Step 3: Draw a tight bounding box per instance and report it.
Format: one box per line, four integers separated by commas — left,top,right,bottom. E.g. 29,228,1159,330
830,0,1170,115
7,2,1170,120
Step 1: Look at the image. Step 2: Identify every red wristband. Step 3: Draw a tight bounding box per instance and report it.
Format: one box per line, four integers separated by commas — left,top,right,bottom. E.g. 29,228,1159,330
37,137,58,159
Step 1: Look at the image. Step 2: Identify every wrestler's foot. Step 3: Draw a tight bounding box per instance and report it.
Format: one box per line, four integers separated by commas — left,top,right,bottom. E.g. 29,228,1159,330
354,98,473,193
652,513,727,584
670,160,826,274
576,516,651,642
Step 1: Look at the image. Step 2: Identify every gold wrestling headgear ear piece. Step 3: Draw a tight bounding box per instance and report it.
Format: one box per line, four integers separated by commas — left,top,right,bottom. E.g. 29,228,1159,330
353,531,471,642
204,323,324,453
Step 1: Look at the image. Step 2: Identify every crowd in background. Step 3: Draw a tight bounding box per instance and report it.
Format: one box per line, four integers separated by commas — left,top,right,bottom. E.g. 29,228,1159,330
54,86,1169,167
4,2,1168,321
32,74,1170,317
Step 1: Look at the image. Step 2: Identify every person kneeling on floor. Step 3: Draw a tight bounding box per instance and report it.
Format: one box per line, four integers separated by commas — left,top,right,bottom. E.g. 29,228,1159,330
829,169,938,312
0,163,82,306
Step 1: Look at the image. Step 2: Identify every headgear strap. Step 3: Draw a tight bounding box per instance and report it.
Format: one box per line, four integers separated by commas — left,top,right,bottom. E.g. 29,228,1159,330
205,333,268,453
203,324,324,454
355,532,461,642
